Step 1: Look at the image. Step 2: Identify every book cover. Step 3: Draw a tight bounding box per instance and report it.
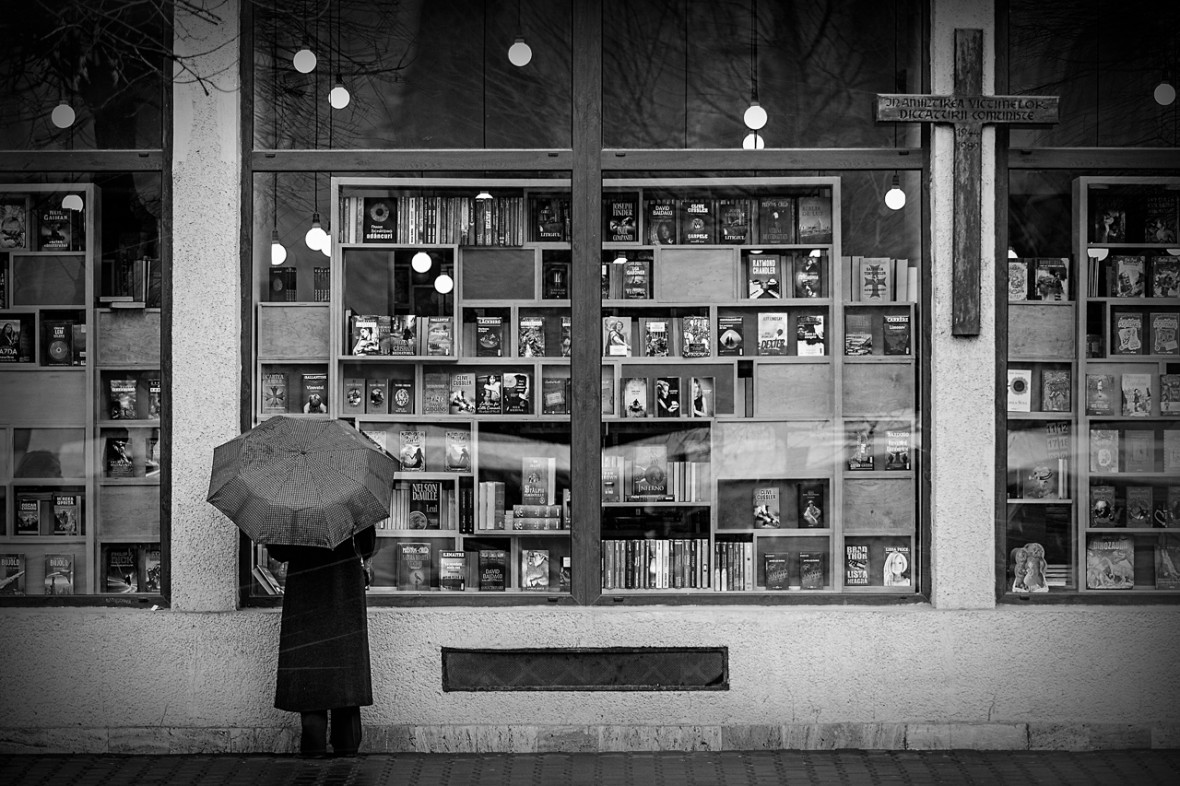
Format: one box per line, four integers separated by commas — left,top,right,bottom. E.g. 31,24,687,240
1032,257,1069,302
1143,194,1179,244
399,430,426,472
522,456,557,506
386,314,417,356
541,376,570,415
0,553,26,595
1089,428,1119,473
1090,484,1119,527
629,443,669,501
1008,259,1030,301
397,541,433,590
16,496,40,536
793,255,824,298
38,203,82,251
147,377,161,418
69,322,85,365
518,315,546,357
559,556,571,592
1113,255,1146,297
621,376,649,418
717,315,745,356
795,314,825,356
365,377,389,414
140,546,162,593
882,314,912,356
757,196,796,243
753,486,781,528
408,480,441,529
560,315,572,357
350,315,380,356
389,379,414,415
1151,311,1179,356
757,311,789,356
678,197,716,244
885,429,912,471
521,549,551,590
105,436,135,478
764,553,791,590
799,482,825,528
799,552,825,589
542,259,569,299
42,319,73,366
654,377,681,418
52,493,80,536
603,193,639,242
1121,373,1153,416
501,371,531,415
0,196,27,249
1086,373,1116,415
748,255,782,298
642,318,670,357
312,266,330,302
475,315,504,357
601,452,622,503
844,544,869,586
438,550,468,591
687,376,713,418
603,316,632,357
845,312,873,356
445,430,471,472
1125,486,1154,528
644,197,677,244
847,424,875,471
680,315,710,358
448,372,477,415
1156,540,1180,589
1111,310,1145,355
1086,535,1135,589
0,316,31,363
475,372,502,414
883,544,911,587
1150,255,1179,297
146,429,160,478
858,257,893,302
1123,429,1154,473
1007,368,1032,412
532,196,569,242
103,545,139,593
108,377,138,419
268,266,297,302
718,198,752,244
301,372,328,413
362,197,396,242
1093,196,1126,243
424,316,454,356
422,372,450,415
796,193,833,244
623,258,652,299
44,553,74,595
1041,369,1071,413
478,549,507,591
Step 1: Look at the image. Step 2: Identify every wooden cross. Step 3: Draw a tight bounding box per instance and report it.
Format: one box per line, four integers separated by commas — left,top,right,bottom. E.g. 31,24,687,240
876,29,1059,336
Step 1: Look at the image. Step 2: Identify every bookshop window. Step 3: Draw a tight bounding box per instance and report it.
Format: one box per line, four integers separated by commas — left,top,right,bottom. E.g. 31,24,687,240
1,172,164,598
250,1,573,150
1004,0,1180,148
601,0,925,149
1003,170,1180,596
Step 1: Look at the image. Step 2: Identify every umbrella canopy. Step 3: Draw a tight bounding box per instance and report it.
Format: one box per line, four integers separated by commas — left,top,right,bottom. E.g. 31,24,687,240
207,416,397,548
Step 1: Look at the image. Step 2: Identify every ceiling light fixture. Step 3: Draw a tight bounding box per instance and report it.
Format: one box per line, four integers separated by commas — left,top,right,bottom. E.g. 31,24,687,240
271,229,288,265
1155,76,1176,107
412,251,433,273
51,100,76,129
885,173,907,210
475,189,493,201
741,0,767,134
61,193,84,211
434,272,455,294
508,0,532,66
742,131,764,149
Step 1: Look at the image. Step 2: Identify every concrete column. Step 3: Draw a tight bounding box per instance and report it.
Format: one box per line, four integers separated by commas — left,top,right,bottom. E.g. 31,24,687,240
928,0,998,609
169,0,242,611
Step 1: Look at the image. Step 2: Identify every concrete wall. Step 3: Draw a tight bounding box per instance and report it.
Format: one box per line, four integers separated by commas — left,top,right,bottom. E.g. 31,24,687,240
1,0,1178,755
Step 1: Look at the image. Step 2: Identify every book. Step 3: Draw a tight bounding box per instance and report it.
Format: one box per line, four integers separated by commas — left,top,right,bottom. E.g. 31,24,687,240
1143,194,1179,244
603,316,632,357
844,544,869,586
799,482,825,528
105,436,135,477
601,452,622,502
883,544,911,587
475,315,504,357
385,314,417,356
747,255,781,298
1092,196,1126,242
518,315,546,357
147,377,161,418
141,546,162,593
1150,255,1179,297
16,496,41,536
882,314,911,355
796,193,833,244
623,258,652,299
475,372,502,414
1086,535,1135,589
423,372,450,415
758,196,797,243
1007,368,1032,412
542,259,569,299
1151,311,1179,356
642,318,670,357
0,196,28,249
764,553,791,590
559,556,571,592
1123,430,1154,473
438,551,468,591
1113,255,1146,297
1008,259,1030,301
146,429,160,477
885,429,912,471
532,196,569,242
844,312,873,356
678,197,715,244
301,372,328,413
1089,428,1119,473
1125,486,1154,528
603,193,639,242
644,197,677,244
847,425,875,470
757,311,789,356
52,493,80,536
716,315,745,356
501,372,531,415
408,479,441,529
0,553,26,595
1032,257,1069,302
38,202,82,251
312,266,330,302
541,376,570,415
793,255,824,298
448,372,477,414
718,198,752,244
365,377,389,414
799,552,824,589
858,257,893,302
1089,484,1119,527
1041,369,1071,413
398,430,426,472
478,549,508,591
629,443,669,501
1086,373,1116,415
654,376,681,418
621,376,649,418
1121,373,1153,416
521,456,557,506
444,430,471,472
424,316,454,356
1156,540,1180,590
687,376,713,418
103,545,139,593
397,541,433,590
680,315,710,358
108,378,138,419
261,372,288,414
560,315,572,357
362,197,396,242
521,549,551,590
268,266,297,301
42,319,73,366
753,486,781,528
1111,310,1145,355
44,553,74,595
389,379,414,415
795,314,825,356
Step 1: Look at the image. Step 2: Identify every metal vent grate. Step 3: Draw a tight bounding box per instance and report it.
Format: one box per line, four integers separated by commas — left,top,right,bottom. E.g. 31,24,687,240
442,647,728,691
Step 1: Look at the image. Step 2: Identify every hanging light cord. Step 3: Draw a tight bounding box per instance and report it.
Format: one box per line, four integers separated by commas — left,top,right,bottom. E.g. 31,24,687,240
750,0,758,103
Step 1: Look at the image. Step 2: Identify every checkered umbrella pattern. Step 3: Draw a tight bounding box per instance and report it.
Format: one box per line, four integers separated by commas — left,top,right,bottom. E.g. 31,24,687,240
207,416,397,548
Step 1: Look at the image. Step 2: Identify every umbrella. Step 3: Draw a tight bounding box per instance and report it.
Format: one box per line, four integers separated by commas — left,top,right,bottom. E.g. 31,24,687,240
207,416,397,548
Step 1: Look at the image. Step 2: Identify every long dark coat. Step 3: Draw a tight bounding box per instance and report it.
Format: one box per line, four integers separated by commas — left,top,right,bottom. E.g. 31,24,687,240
268,527,376,712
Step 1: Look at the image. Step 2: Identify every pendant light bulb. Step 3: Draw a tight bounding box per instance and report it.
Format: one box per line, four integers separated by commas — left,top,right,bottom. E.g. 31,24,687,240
51,100,76,129
319,233,332,257
304,212,327,250
884,174,907,210
329,77,351,110
61,193,84,211
742,132,764,150
1007,246,1018,259
508,37,533,67
743,100,768,131
293,46,317,74
1155,78,1176,107
270,230,288,265
434,272,455,294
475,189,492,201
412,251,433,273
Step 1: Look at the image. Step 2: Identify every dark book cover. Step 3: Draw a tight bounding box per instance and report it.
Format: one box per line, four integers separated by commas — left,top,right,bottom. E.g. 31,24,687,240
644,197,677,245
603,193,639,242
717,315,744,356
390,379,414,415
397,542,433,590
793,254,824,298
408,480,441,528
757,196,796,244
798,482,825,528
718,198,752,244
268,266,297,302
678,197,716,244
502,371,531,414
301,372,328,413
542,259,569,299
654,376,681,418
882,314,912,356
362,197,396,242
475,372,502,414
532,196,569,242
478,549,508,591
475,315,504,357
796,193,833,244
